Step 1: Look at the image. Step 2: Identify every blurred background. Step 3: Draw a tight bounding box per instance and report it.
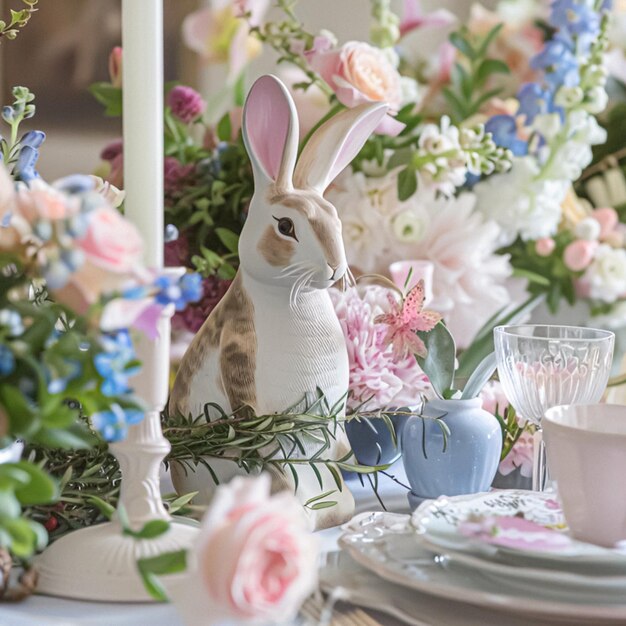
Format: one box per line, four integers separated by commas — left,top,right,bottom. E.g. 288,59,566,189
0,0,496,180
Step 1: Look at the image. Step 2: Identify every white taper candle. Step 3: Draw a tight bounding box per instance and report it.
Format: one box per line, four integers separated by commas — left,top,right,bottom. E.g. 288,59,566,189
122,0,164,268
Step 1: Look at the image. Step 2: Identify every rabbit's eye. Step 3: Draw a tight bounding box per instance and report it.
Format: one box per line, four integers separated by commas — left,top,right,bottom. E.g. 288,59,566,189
273,216,298,241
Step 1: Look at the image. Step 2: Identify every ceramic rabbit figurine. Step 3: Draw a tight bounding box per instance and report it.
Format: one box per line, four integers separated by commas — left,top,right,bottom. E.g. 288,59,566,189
169,74,387,529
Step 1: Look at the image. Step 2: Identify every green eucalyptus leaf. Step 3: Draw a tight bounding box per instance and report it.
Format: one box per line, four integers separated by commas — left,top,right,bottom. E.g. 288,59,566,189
512,268,551,286
89,83,123,117
137,549,188,601
397,166,417,201
8,461,58,505
415,322,456,398
86,495,116,520
125,519,170,540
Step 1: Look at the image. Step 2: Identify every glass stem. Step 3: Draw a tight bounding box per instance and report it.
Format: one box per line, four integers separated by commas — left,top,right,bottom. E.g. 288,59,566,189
532,427,547,491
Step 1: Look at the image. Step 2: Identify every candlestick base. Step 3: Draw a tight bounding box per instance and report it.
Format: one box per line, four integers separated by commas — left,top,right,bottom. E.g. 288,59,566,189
35,519,197,602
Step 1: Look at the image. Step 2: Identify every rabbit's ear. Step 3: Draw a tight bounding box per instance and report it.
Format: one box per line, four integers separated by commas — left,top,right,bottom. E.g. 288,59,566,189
294,102,388,193
242,75,299,190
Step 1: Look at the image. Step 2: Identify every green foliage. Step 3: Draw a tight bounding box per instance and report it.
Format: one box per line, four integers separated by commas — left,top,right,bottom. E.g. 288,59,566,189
443,24,510,122
137,549,188,602
0,86,36,168
415,322,456,398
164,390,392,488
88,83,122,117
0,0,38,41
0,461,57,559
492,405,531,462
502,232,581,314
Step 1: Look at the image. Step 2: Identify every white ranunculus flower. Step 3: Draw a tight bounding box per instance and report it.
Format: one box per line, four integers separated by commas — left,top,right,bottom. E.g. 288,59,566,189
474,156,567,245
583,244,626,304
399,76,421,107
574,217,601,241
392,208,430,243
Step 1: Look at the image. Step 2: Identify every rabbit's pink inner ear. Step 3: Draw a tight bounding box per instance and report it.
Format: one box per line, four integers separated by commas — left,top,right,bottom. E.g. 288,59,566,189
244,76,294,182
327,106,388,183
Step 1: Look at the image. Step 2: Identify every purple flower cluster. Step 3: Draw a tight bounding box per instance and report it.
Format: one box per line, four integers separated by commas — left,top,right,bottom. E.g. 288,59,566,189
167,86,206,124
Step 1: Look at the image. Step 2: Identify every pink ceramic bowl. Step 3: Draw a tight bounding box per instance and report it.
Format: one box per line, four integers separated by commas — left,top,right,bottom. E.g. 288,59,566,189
544,404,626,547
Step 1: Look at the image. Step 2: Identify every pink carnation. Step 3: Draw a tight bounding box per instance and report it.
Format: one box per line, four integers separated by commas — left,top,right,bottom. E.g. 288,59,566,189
330,286,431,411
167,86,206,124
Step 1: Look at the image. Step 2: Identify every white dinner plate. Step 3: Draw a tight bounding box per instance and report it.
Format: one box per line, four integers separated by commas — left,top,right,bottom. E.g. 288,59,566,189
411,490,626,574
339,511,626,622
415,534,626,601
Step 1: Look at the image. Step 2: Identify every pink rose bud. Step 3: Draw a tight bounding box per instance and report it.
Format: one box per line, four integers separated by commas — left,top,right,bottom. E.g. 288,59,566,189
563,239,597,272
167,85,206,124
591,207,619,240
535,237,556,257
108,47,123,88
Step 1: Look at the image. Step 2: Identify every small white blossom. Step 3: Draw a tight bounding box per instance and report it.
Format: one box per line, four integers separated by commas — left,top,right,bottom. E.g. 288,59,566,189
583,244,626,303
575,217,601,241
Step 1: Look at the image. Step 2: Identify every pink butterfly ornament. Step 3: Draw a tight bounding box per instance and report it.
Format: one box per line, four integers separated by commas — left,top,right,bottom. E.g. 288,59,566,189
374,279,442,360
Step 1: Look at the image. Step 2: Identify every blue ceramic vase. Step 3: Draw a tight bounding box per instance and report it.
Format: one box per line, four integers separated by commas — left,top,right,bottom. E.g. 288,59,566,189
345,412,410,467
402,398,502,508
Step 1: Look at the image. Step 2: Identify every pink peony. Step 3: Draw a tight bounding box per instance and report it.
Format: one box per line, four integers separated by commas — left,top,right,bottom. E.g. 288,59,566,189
168,86,206,124
498,430,534,478
331,286,431,411
195,474,318,622
108,46,123,88
305,40,404,135
480,380,509,417
563,239,597,272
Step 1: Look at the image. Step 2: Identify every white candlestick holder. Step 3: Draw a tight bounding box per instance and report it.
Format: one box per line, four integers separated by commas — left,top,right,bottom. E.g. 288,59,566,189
35,303,198,602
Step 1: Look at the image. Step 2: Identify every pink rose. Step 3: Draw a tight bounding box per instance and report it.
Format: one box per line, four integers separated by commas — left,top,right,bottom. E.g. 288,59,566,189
167,86,206,124
563,239,597,272
480,380,509,417
195,475,318,623
100,139,124,189
306,40,404,135
108,46,123,88
535,237,555,257
15,181,78,223
78,207,143,273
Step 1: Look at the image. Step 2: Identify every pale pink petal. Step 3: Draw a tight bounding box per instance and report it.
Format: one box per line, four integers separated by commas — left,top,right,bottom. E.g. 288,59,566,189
375,114,405,136
182,7,214,59
400,0,456,38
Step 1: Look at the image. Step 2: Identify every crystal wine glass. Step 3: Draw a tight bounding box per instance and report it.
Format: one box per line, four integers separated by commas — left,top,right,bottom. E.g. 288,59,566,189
494,325,614,491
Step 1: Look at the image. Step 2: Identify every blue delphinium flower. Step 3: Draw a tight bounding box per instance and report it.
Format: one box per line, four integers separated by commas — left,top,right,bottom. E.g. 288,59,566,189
94,330,140,397
0,309,24,336
53,174,95,194
13,131,46,183
179,273,203,304
14,145,40,183
154,273,203,311
549,0,601,37
0,345,15,376
485,115,528,156
516,83,562,124
91,403,144,442
530,38,580,88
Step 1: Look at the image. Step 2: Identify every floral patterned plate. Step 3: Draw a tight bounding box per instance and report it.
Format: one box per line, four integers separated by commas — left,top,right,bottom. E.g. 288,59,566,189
411,490,626,574
339,512,626,621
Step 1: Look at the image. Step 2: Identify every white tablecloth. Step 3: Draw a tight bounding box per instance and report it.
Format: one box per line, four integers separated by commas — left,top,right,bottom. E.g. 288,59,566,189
0,465,609,626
